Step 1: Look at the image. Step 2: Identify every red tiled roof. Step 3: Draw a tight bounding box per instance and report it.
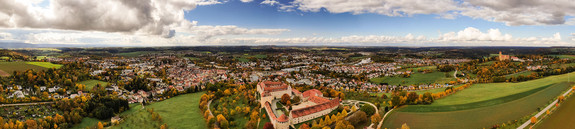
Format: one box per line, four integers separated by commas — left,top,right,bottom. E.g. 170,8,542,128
277,114,288,122
259,81,289,93
290,97,340,118
302,89,322,98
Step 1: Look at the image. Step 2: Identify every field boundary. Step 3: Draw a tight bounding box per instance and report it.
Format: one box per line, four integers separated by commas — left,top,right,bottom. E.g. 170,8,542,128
517,86,573,129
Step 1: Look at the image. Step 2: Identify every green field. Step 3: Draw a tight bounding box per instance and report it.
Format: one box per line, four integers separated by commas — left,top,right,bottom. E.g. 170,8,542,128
71,117,101,129
536,91,575,129
26,62,62,69
371,84,463,97
113,92,206,129
505,71,535,78
550,55,575,59
0,62,52,75
79,80,109,91
370,71,456,86
381,72,575,129
117,51,154,57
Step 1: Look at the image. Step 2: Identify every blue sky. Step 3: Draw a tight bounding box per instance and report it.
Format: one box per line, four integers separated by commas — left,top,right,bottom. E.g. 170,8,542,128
0,0,574,46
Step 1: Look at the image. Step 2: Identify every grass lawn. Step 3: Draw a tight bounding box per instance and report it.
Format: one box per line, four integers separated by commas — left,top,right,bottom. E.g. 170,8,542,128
79,80,109,91
370,71,455,86
71,117,101,129
381,71,575,129
258,108,271,129
113,92,207,129
536,91,575,129
0,62,50,75
26,62,62,69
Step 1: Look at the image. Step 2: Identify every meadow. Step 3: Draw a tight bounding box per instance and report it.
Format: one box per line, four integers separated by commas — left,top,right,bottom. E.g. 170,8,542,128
79,80,109,91
71,117,101,129
0,62,61,76
112,92,206,129
370,71,456,86
26,62,63,68
381,72,575,129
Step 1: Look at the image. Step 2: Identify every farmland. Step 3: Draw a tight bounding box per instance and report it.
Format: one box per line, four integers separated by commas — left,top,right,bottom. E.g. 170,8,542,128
535,91,575,129
381,72,575,129
0,62,58,76
112,92,206,129
370,71,456,86
26,62,62,69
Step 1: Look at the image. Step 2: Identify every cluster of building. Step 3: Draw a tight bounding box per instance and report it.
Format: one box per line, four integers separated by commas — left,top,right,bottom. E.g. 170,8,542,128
257,81,340,129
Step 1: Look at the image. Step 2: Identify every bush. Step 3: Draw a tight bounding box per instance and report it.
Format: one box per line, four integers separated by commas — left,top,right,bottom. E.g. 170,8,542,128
360,105,375,116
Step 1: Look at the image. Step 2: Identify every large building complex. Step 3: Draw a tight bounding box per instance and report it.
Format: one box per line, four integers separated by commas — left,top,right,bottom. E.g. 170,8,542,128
257,81,341,129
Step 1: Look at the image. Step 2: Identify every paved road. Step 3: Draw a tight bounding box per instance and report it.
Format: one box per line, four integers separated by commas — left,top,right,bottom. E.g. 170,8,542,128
0,102,55,107
206,99,214,117
517,88,573,129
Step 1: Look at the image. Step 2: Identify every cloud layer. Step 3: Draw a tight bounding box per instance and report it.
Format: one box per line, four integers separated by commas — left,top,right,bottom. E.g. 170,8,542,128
2,27,568,47
264,0,575,26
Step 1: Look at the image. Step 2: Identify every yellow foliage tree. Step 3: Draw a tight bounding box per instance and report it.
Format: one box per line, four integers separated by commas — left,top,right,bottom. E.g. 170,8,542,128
530,117,537,124
97,122,104,129
401,123,410,129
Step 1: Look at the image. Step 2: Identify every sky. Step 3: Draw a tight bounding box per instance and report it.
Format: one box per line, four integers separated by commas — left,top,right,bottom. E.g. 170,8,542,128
0,0,574,47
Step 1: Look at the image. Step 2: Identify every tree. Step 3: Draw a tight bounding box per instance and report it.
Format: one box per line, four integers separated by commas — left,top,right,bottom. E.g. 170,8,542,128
371,113,381,125
263,122,274,129
25,120,37,129
97,122,104,129
558,95,565,103
406,92,418,104
360,105,375,116
220,119,229,129
160,123,167,129
530,117,537,124
300,123,310,129
281,94,290,104
351,106,357,112
401,123,410,129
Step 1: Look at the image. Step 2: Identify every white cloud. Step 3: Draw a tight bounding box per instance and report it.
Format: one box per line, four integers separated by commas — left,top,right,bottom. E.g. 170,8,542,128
0,27,570,47
188,25,289,40
261,0,280,6
281,0,458,16
0,0,221,37
266,0,575,26
240,0,254,3
0,32,12,40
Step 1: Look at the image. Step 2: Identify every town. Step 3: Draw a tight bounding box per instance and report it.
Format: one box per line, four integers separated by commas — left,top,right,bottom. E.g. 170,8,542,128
0,46,574,129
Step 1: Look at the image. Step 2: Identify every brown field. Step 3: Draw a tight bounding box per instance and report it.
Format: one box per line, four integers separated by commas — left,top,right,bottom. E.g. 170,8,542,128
0,69,9,77
536,92,575,129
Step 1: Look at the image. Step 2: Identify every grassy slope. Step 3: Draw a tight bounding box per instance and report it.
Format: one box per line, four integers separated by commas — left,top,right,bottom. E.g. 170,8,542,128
371,84,463,97
0,62,49,75
79,80,109,91
535,91,575,129
382,72,575,129
113,92,206,129
71,117,101,129
370,71,456,86
26,62,62,69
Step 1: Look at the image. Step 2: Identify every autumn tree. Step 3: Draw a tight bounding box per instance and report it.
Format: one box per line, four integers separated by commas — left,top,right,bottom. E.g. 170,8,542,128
281,94,290,104
530,117,537,124
401,123,410,129
263,122,274,129
300,123,310,129
97,122,104,129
